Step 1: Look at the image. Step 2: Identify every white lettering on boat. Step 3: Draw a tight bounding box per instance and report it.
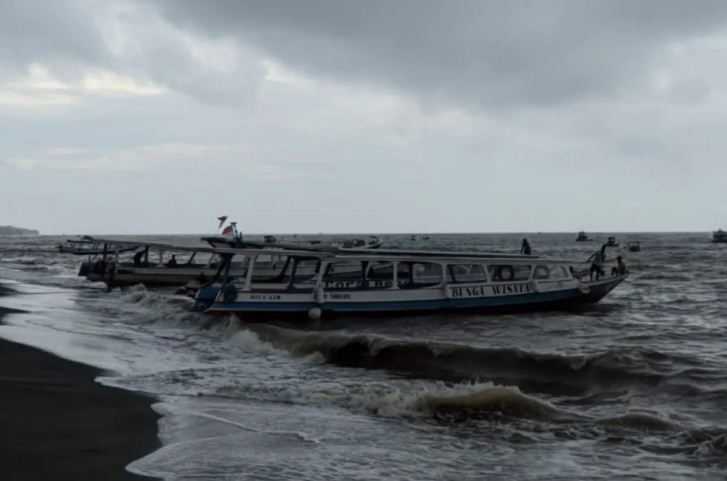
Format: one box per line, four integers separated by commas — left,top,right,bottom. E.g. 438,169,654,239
449,282,532,298
325,293,351,300
249,294,282,301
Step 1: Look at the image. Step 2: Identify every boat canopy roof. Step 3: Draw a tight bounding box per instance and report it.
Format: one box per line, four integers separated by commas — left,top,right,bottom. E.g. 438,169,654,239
81,236,220,254
81,236,588,264
208,246,582,265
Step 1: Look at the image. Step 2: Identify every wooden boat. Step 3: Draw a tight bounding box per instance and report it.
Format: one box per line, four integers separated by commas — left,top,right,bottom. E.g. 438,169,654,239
76,238,233,289
58,238,139,255
576,231,590,242
198,246,628,319
713,229,727,243
76,236,382,290
627,241,641,252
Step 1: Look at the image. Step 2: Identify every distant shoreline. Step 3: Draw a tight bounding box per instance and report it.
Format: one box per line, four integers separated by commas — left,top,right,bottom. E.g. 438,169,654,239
28,230,720,237
0,225,39,236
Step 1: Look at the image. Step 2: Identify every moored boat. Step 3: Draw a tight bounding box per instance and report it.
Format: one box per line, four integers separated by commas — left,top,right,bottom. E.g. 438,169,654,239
334,236,382,249
627,241,641,252
606,236,619,247
576,231,590,242
58,237,139,255
75,235,383,290
77,239,233,289
199,246,628,319
713,229,727,243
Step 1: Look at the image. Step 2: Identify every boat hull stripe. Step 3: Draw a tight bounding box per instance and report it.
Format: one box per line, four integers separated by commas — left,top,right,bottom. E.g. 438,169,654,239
205,278,622,314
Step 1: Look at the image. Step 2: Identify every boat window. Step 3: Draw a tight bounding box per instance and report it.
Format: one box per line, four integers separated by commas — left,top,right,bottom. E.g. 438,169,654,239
291,258,321,284
488,264,532,282
365,261,394,289
323,260,364,289
396,263,411,288
548,265,570,280
447,264,487,283
533,264,550,280
227,255,250,270
255,253,287,266
398,262,442,288
253,255,292,283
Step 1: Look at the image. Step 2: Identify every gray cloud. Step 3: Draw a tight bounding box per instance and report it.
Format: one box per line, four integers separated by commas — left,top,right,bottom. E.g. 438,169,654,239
0,1,264,106
0,1,105,70
2,1,727,234
154,0,727,108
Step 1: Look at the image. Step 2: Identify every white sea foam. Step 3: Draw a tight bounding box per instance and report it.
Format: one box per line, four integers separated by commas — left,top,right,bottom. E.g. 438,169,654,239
228,328,280,355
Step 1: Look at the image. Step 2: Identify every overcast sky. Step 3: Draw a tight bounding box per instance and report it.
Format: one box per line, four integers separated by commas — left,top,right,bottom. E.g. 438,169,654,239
2,0,726,235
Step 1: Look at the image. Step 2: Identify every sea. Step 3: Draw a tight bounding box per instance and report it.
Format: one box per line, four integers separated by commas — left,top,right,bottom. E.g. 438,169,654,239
1,233,726,480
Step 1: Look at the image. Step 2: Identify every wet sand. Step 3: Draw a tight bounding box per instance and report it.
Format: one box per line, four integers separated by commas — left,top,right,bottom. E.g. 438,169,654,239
0,292,160,481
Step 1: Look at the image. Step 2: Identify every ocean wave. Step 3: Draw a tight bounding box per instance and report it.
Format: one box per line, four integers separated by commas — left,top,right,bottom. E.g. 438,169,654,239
0,256,42,265
414,385,577,421
228,321,281,355
596,413,683,432
231,324,725,398
210,371,553,422
114,284,202,325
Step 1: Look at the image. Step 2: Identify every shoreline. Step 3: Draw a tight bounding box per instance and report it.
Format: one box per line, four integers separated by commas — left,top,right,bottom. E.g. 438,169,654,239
0,294,160,481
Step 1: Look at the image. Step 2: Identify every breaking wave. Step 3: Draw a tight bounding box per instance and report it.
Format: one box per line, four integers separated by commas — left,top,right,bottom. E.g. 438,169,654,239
233,324,725,398
415,385,575,421
115,285,202,324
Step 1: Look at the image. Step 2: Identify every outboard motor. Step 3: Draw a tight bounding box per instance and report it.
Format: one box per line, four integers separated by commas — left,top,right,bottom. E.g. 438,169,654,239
78,261,91,277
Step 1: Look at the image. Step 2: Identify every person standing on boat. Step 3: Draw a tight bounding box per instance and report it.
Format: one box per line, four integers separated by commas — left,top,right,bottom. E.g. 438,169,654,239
611,256,627,276
520,238,532,255
589,250,605,280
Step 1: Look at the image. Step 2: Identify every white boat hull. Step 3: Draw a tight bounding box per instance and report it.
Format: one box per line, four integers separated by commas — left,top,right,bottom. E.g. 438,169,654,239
205,275,626,319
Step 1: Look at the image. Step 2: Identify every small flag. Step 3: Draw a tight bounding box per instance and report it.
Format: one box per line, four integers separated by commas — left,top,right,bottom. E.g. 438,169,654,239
217,216,228,229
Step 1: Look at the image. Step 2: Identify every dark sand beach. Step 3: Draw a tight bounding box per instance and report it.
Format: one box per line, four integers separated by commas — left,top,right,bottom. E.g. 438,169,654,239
0,289,160,481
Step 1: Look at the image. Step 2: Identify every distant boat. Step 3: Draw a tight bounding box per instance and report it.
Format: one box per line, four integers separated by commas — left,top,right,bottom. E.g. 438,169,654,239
606,236,619,247
333,236,382,249
713,229,727,243
576,231,590,242
627,241,641,252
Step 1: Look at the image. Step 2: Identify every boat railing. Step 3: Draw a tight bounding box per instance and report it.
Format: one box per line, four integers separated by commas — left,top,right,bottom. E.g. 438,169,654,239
221,253,612,295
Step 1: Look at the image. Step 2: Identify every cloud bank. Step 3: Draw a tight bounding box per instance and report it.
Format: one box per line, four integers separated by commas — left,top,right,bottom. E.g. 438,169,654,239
1,1,726,234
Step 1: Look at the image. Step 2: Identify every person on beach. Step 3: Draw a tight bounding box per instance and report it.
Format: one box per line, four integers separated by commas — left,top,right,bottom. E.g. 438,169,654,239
520,238,532,255
167,255,178,267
